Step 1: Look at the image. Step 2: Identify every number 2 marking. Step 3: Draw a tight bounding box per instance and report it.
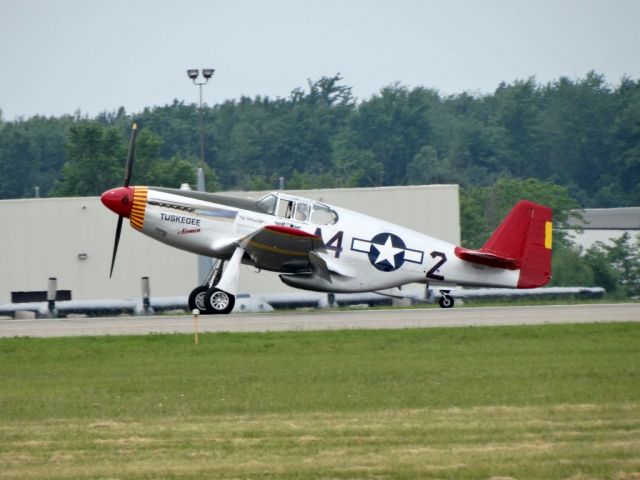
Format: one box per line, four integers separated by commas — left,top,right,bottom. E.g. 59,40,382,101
426,251,447,281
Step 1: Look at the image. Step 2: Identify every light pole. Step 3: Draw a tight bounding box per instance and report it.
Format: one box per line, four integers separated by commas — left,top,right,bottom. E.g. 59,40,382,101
187,68,214,164
187,69,215,285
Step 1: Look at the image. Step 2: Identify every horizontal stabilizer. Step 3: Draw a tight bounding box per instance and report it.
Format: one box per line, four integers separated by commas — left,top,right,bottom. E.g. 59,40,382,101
454,247,519,270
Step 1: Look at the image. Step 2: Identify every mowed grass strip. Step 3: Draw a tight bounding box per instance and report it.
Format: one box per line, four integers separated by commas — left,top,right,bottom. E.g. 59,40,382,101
3,404,640,479
1,322,639,479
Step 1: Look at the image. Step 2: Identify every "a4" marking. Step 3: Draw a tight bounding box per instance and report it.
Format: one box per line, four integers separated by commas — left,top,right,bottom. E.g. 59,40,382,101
314,228,344,258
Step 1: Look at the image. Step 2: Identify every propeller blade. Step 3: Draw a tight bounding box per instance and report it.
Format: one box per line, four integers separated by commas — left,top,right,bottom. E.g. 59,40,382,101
123,123,138,187
109,215,124,278
108,123,139,277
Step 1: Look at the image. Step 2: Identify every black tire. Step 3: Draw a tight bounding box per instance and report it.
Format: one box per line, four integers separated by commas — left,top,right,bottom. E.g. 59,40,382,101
439,294,454,309
188,285,211,314
205,287,235,314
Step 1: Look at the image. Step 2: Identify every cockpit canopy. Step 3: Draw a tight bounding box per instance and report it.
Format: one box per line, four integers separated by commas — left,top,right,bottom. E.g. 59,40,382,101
256,193,338,225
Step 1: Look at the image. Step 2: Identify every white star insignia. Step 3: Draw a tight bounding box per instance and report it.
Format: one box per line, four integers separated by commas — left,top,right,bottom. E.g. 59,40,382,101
372,235,404,268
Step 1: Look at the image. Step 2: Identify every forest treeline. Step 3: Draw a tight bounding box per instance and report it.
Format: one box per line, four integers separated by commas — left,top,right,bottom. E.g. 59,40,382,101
1,71,639,206
1,72,639,295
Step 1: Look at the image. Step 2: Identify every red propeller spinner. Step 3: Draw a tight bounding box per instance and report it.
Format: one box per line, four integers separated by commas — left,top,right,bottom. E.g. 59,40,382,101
101,186,134,218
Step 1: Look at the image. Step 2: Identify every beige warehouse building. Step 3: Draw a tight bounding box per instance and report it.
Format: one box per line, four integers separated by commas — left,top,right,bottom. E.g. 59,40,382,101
0,185,459,303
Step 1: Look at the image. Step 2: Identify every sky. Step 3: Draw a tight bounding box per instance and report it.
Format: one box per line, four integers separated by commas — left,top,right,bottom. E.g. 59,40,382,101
1,0,639,120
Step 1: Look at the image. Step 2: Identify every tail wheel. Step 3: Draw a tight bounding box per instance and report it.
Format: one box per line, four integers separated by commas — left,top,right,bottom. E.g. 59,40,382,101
439,293,455,309
206,287,235,314
188,285,211,314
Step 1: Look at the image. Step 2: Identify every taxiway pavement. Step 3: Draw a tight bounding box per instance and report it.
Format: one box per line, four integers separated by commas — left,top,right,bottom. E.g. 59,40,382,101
0,303,638,338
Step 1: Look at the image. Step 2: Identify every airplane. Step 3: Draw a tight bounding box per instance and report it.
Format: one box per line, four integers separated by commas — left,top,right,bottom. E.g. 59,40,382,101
101,124,553,314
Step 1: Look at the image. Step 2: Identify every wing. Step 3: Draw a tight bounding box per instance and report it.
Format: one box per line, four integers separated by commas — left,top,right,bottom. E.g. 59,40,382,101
239,225,325,273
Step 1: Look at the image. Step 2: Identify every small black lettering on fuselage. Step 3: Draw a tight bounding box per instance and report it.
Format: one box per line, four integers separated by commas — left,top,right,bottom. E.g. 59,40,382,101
239,214,265,224
160,213,201,226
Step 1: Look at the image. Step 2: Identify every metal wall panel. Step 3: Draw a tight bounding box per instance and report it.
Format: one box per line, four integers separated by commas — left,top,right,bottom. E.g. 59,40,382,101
0,196,196,303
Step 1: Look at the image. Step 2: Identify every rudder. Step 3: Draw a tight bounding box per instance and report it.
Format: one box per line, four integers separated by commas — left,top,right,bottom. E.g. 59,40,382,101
480,200,553,288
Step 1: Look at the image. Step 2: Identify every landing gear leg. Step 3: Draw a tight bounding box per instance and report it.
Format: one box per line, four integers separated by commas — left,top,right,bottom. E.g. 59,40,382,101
438,290,455,309
204,246,245,315
188,258,224,314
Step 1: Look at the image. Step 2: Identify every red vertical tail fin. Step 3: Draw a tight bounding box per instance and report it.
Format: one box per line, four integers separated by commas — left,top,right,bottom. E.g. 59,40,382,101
482,200,552,288
455,200,553,288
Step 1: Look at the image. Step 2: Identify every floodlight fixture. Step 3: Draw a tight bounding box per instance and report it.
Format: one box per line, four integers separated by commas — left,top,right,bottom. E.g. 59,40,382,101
186,66,215,166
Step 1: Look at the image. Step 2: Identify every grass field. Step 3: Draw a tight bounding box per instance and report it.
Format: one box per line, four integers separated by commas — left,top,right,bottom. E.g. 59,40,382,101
1,322,639,479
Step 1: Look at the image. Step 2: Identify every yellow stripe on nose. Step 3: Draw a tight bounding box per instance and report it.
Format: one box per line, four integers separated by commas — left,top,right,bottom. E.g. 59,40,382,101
544,221,552,249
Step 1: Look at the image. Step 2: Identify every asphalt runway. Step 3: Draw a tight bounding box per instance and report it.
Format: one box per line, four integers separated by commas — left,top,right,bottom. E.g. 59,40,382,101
0,303,638,338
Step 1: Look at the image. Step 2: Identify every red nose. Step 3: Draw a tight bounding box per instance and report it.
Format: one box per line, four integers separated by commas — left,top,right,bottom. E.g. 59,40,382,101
101,187,134,218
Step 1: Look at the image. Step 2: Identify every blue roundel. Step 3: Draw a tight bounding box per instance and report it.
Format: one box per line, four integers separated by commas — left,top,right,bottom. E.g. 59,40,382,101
368,233,406,272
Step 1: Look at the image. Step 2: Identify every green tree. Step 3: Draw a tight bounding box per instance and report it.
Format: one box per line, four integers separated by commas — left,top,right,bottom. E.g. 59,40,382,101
550,233,640,297
550,245,594,287
460,177,581,249
606,77,640,205
0,115,72,198
406,145,459,185
330,129,383,187
459,186,490,249
54,123,124,196
286,169,342,190
582,246,622,295
146,156,198,189
130,127,222,191
488,78,543,179
342,85,437,186
2,71,640,205
538,72,616,205
587,233,640,297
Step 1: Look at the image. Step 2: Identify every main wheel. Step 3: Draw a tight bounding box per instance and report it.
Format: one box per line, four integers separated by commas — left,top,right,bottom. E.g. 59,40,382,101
438,294,455,309
205,287,235,314
188,285,210,314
